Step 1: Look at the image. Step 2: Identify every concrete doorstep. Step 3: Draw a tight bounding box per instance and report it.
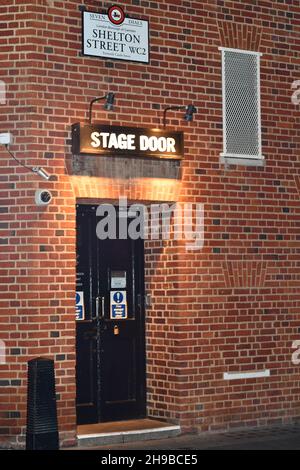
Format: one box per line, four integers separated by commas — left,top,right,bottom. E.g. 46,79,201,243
76,420,181,448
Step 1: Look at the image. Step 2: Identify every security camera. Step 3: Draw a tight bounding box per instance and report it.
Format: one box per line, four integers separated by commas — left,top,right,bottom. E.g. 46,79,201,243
35,189,52,206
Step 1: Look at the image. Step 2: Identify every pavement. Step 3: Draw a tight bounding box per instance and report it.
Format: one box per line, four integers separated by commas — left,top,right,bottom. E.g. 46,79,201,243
79,423,300,450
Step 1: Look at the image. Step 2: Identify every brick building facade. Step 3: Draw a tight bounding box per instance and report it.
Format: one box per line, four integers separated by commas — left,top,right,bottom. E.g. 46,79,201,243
0,0,300,448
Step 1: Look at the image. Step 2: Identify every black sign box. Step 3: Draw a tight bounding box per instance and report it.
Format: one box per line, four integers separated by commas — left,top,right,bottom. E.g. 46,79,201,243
72,123,184,160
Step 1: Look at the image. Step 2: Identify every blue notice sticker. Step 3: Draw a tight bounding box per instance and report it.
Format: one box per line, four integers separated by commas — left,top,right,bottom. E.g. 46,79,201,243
110,290,127,319
76,291,85,321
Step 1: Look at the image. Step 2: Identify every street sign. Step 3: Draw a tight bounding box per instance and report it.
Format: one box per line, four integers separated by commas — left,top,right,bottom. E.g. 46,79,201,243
82,10,149,63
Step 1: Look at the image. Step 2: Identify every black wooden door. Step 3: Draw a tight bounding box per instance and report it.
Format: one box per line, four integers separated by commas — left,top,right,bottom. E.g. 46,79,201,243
76,204,146,425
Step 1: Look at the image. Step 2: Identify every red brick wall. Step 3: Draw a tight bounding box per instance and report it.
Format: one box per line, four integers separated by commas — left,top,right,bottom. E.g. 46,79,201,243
0,0,299,447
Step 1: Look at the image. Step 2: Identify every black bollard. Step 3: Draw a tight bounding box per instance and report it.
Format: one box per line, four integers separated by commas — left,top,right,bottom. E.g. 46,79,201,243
26,357,59,450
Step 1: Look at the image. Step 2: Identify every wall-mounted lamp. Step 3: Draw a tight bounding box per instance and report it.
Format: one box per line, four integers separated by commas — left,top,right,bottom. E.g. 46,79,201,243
3,143,53,181
89,92,115,124
163,104,197,128
184,104,197,122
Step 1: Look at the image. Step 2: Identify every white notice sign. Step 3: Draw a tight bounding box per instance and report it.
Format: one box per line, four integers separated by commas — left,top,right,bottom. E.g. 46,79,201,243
83,11,149,64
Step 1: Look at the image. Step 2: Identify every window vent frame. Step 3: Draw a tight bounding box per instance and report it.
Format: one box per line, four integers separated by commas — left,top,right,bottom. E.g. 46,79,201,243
219,47,265,167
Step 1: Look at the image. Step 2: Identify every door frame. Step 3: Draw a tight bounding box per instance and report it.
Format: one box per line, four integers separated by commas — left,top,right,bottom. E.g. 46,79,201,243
75,202,147,425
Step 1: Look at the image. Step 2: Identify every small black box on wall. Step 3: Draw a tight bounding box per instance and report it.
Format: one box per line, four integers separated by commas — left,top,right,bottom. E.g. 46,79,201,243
26,358,59,450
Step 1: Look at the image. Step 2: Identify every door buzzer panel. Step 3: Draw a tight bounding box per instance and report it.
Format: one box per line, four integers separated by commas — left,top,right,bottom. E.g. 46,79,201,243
110,271,128,319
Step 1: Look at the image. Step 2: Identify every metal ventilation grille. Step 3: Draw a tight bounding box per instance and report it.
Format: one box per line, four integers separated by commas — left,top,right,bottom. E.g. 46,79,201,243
221,49,262,159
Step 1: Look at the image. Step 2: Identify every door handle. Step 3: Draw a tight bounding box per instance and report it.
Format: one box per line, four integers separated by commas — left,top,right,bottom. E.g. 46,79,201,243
92,296,105,320
101,296,105,319
92,296,100,320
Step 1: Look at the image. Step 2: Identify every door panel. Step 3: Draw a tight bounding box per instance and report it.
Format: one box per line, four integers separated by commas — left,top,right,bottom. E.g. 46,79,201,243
104,337,137,401
76,204,146,425
76,207,99,424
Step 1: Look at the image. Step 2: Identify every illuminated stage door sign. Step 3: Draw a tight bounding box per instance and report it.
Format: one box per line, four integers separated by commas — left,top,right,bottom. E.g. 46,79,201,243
72,124,184,161
82,10,149,63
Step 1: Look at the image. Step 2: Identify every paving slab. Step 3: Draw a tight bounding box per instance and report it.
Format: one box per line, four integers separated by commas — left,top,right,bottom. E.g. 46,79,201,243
73,423,300,451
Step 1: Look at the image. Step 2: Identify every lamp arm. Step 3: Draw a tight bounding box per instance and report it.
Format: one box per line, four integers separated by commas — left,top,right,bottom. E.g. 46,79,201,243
89,95,107,124
163,105,186,128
